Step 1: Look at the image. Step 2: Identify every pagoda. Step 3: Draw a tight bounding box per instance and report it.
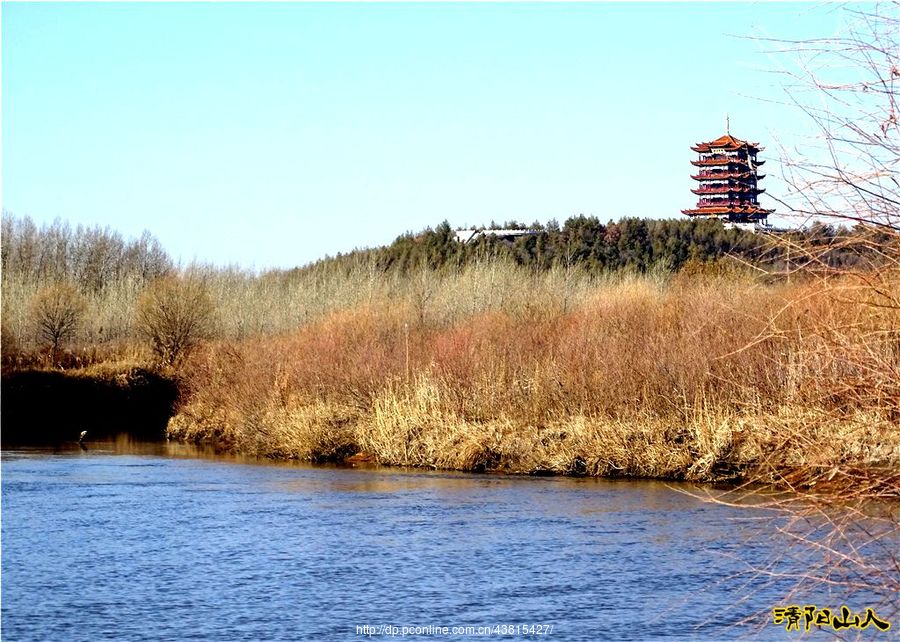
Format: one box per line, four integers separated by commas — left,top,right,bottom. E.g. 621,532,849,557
682,131,774,225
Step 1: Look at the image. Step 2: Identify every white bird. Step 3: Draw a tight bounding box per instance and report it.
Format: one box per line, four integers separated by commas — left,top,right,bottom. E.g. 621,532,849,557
79,430,88,443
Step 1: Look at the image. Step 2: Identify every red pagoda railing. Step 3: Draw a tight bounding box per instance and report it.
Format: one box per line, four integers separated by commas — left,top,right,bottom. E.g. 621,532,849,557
697,197,760,207
692,170,756,178
691,158,756,167
692,186,757,195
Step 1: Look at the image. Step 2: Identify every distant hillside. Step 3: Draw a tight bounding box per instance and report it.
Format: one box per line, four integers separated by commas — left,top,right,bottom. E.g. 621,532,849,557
1,212,879,284
303,216,870,275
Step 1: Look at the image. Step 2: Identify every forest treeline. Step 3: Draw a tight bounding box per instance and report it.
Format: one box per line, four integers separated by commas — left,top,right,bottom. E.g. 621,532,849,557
297,216,884,276
1,213,173,291
1,210,890,366
2,211,883,287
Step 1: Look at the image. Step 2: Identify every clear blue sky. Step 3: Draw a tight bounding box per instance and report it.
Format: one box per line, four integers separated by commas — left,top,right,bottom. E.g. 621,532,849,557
2,2,853,269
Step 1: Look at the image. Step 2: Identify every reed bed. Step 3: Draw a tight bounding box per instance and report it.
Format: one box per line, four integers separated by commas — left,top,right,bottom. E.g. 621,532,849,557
167,266,900,484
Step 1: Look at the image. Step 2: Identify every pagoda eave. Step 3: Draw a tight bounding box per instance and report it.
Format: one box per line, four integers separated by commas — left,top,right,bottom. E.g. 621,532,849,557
690,187,759,195
691,173,766,181
691,171,757,181
681,206,774,217
691,144,764,153
691,159,752,167
691,144,762,153
690,158,765,167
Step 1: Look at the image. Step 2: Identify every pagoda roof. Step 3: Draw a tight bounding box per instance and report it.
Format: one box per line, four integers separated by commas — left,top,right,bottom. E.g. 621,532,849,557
691,134,762,153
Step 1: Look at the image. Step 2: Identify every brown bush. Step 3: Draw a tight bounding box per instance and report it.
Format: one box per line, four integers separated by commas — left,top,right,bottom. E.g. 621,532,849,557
28,282,86,363
136,277,215,367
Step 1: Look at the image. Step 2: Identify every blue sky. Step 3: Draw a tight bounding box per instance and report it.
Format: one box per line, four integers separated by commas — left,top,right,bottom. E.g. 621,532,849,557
2,2,853,269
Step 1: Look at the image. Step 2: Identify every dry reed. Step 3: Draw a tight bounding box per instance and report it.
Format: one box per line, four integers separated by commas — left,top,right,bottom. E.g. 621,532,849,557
167,266,899,484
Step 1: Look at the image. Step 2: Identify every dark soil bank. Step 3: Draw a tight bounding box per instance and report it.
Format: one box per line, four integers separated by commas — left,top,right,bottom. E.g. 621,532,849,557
0,369,178,445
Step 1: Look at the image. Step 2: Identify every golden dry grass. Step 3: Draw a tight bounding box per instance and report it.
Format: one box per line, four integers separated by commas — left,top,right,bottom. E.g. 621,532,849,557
168,268,900,484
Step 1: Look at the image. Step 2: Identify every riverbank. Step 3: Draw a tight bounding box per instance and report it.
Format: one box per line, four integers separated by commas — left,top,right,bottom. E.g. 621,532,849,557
166,273,900,489
3,265,896,489
5,360,893,487
168,388,899,486
0,364,178,445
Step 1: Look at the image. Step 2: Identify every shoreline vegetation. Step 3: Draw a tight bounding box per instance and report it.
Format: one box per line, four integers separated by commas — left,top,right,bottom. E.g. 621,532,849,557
167,269,899,489
2,213,897,491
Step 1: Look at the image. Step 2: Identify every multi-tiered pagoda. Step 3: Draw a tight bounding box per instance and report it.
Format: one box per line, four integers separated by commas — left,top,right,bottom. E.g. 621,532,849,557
682,133,774,225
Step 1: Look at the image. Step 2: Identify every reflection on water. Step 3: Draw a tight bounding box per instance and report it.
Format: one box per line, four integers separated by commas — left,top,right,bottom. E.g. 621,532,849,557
1,440,886,641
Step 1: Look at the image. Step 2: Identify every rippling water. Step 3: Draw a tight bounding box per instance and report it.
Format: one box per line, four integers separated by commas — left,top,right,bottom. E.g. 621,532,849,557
0,441,878,641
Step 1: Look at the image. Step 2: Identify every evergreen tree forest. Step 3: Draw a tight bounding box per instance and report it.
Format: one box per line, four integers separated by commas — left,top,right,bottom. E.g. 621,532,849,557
314,216,879,276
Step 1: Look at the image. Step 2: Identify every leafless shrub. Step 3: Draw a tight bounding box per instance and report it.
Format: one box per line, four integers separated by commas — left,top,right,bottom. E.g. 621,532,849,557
723,2,900,628
28,282,87,363
136,277,215,367
762,3,898,233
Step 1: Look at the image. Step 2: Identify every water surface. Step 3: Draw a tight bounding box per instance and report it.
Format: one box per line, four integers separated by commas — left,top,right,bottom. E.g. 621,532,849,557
1,441,880,641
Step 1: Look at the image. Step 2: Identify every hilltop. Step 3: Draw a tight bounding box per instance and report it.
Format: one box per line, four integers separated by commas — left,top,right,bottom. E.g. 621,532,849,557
293,215,870,277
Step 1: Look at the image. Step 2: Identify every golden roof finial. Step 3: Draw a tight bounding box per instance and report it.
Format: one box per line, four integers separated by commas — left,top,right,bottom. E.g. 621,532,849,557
726,113,730,135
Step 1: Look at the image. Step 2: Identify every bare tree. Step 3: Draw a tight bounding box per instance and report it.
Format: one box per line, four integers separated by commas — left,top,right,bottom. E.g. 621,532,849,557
1,212,173,288
764,3,900,439
767,4,899,232
136,276,215,367
28,282,86,362
727,3,900,627
409,263,437,327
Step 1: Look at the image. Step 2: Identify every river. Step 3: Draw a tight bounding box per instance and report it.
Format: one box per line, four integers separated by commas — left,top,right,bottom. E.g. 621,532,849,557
1,440,887,641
